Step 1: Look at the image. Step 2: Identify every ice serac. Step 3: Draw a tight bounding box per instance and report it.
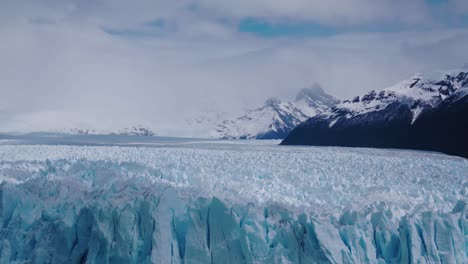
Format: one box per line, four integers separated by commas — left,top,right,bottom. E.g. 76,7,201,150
0,144,466,263
282,70,468,158
216,85,339,139
1,179,466,263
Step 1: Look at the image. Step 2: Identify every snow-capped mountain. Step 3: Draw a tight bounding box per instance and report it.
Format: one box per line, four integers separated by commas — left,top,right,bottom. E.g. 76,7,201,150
183,111,232,138
215,85,339,139
335,71,464,124
215,98,308,139
294,85,341,116
409,85,468,158
282,70,468,158
55,125,157,137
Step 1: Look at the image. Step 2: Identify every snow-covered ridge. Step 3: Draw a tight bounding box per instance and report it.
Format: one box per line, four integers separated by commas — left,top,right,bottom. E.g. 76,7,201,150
215,98,307,139
0,142,466,263
215,85,339,139
324,70,468,125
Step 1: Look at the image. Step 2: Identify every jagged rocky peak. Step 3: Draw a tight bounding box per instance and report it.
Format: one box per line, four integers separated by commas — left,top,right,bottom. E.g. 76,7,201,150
338,70,468,111
295,83,340,107
455,71,468,87
264,97,282,107
295,83,325,100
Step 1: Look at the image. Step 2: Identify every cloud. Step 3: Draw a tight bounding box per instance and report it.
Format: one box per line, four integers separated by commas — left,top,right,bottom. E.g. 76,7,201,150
1,1,468,134
1,1,454,30
448,0,468,14
195,0,432,26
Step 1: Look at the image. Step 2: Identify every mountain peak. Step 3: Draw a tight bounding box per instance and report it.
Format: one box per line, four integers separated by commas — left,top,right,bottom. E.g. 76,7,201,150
295,84,326,101
264,97,282,107
294,84,339,108
409,73,423,80
214,85,339,139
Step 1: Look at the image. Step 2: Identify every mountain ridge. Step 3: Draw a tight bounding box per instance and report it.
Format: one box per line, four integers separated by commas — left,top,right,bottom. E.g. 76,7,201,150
215,85,339,139
281,70,468,158
53,125,157,137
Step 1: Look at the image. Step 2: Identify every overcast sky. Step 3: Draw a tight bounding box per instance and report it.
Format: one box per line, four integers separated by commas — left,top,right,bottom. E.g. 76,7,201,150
1,0,468,133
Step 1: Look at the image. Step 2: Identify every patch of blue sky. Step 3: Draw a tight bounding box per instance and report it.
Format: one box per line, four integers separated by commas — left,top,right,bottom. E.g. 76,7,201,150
237,18,413,38
104,19,169,38
104,0,467,39
238,18,339,37
426,0,447,4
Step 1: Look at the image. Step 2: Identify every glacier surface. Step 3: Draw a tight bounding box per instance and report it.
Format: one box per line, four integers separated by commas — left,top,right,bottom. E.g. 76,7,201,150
0,138,466,263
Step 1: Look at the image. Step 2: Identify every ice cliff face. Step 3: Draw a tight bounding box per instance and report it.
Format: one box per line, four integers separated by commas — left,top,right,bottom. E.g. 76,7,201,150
215,85,339,139
0,143,466,263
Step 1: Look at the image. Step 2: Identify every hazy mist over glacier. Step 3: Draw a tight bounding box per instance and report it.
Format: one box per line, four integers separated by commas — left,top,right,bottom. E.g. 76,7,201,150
1,0,468,133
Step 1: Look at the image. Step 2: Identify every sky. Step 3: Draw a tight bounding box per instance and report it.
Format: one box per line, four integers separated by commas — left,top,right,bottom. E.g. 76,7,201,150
1,0,468,134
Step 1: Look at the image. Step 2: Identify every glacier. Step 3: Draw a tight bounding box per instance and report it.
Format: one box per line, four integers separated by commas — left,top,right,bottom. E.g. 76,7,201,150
0,138,466,263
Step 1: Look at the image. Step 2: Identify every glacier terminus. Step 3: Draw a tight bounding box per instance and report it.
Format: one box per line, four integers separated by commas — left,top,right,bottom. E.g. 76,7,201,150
0,136,466,263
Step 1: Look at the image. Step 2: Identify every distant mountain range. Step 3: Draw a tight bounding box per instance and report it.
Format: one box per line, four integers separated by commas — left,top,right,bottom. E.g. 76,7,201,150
48,86,338,139
38,69,468,158
282,70,468,158
214,85,339,139
55,125,156,137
